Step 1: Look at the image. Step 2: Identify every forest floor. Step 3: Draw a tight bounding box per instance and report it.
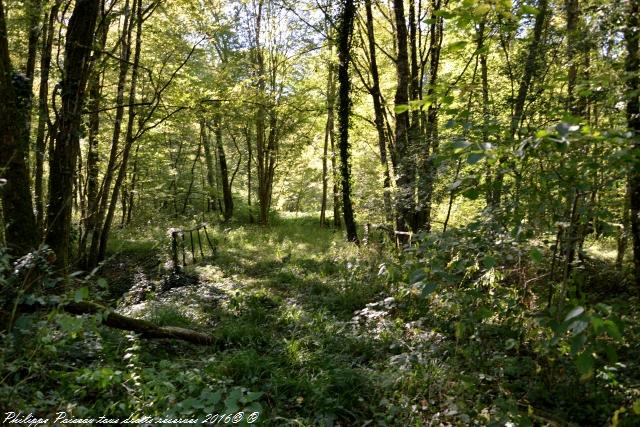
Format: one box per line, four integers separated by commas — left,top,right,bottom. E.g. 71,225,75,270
4,217,640,426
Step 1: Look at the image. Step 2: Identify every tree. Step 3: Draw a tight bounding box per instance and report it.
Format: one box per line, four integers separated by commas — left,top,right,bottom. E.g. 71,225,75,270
625,0,640,288
392,0,412,235
336,0,359,244
0,0,38,256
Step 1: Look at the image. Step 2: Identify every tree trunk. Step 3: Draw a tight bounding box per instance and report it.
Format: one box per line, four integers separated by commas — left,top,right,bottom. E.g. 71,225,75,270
416,0,443,232
214,114,233,221
492,0,549,207
45,0,99,270
320,42,335,227
364,0,393,223
21,0,43,175
0,0,39,256
201,118,218,214
34,0,62,236
88,0,134,267
392,0,412,235
182,139,202,215
625,0,640,289
64,301,215,345
336,0,359,244
80,3,107,265
97,0,142,263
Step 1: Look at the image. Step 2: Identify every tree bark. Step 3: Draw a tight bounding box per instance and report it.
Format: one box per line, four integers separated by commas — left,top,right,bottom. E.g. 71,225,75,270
45,0,100,270
364,0,393,223
64,301,215,345
392,0,412,235
337,0,359,244
415,0,443,232
80,2,108,265
625,0,640,289
202,118,218,213
88,0,134,267
320,41,335,227
0,0,39,256
97,0,142,263
34,0,62,236
214,114,233,221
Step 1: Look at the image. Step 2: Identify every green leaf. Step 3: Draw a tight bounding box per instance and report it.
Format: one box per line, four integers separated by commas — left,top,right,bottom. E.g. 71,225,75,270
632,400,640,415
564,306,584,321
74,287,89,303
575,352,594,380
603,320,622,340
529,248,543,264
568,319,589,336
449,40,468,52
462,187,480,200
467,152,485,164
520,4,538,15
394,104,409,114
420,282,437,297
244,391,264,402
482,255,497,269
473,4,491,16
452,139,472,150
449,179,463,191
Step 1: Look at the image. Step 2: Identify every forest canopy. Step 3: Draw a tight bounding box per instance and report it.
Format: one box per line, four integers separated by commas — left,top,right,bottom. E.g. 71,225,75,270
1,0,639,425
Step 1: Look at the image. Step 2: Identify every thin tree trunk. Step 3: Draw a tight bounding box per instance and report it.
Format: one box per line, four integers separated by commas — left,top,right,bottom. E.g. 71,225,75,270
0,0,38,256
22,0,43,174
125,143,140,225
34,0,61,236
320,43,335,227
46,0,99,270
364,0,393,223
492,0,549,207
331,115,341,229
97,0,142,263
201,118,218,213
246,126,253,222
416,0,443,232
88,0,134,267
80,2,107,265
182,139,202,215
337,0,359,244
214,114,233,221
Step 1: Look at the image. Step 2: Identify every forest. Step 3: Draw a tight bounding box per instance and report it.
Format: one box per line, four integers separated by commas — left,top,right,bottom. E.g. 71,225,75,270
1,0,639,425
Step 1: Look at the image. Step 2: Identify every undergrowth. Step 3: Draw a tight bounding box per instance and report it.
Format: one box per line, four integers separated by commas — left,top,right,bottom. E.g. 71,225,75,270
1,216,639,426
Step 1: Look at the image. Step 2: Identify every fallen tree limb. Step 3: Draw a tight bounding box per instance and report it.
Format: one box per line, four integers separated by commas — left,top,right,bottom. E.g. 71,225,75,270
64,301,214,345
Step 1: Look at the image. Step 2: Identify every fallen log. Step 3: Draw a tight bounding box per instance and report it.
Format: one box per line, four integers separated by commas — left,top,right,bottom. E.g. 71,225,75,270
64,301,214,345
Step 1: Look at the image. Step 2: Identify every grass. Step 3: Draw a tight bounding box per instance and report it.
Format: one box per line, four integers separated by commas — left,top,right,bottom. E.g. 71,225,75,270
4,215,639,425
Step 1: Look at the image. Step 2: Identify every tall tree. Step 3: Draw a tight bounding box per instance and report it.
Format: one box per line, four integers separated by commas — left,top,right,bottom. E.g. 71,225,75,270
214,112,233,221
336,0,359,243
0,0,38,256
625,0,640,288
491,0,549,207
46,0,99,270
34,0,62,235
363,0,393,223
392,0,412,234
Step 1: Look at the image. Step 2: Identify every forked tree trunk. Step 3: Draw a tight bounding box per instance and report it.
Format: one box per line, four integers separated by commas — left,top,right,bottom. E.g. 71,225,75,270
46,0,100,270
34,0,62,236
